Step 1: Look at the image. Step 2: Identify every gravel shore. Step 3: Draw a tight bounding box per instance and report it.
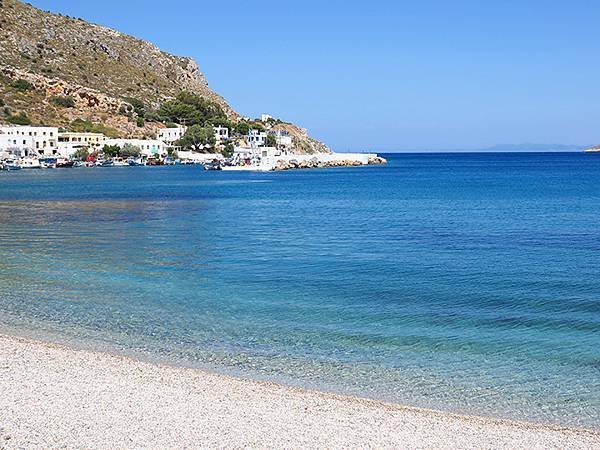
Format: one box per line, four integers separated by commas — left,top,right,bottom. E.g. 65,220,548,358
0,334,598,449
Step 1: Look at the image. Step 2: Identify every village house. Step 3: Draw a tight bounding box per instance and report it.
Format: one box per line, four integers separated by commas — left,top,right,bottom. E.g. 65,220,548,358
57,132,106,157
58,132,106,148
273,130,293,149
0,125,59,156
157,126,187,145
247,129,267,147
214,126,229,142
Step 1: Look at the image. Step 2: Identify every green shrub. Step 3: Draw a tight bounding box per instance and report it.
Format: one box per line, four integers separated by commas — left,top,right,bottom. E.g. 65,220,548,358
177,124,216,151
157,92,225,126
266,134,277,147
50,95,75,108
120,143,141,158
221,142,234,158
235,122,250,135
7,112,32,125
122,97,146,117
136,116,145,127
72,147,89,161
102,144,120,157
11,79,33,92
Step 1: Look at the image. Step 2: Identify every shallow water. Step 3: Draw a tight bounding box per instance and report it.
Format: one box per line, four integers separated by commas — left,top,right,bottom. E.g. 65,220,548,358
0,153,599,429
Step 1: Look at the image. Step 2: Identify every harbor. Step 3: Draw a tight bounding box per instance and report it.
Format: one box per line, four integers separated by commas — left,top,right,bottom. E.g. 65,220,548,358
1,124,385,171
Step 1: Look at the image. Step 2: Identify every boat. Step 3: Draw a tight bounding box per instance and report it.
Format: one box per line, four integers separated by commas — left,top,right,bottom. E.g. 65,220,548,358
56,158,75,168
20,158,41,169
100,160,114,167
128,158,145,166
40,158,57,169
112,158,129,167
2,160,21,171
203,159,222,171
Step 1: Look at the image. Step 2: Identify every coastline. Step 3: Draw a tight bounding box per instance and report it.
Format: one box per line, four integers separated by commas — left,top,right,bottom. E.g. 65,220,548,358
1,333,598,449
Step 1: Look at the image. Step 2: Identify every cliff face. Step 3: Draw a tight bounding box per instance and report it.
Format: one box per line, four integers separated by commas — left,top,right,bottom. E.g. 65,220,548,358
0,0,329,152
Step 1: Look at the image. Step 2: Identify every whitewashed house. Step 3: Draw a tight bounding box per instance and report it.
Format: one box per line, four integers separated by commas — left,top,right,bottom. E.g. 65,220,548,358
214,126,229,142
273,130,292,149
57,132,106,157
247,129,267,147
157,126,187,146
0,125,59,156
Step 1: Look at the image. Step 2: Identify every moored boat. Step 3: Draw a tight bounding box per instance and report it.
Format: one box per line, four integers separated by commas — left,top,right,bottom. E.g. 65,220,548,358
56,158,75,168
2,160,21,170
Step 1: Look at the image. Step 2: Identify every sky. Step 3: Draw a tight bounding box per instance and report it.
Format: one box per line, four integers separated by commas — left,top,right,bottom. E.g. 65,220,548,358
27,0,600,151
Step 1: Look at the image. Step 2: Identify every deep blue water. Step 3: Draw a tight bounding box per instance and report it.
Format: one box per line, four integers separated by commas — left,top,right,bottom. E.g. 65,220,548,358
0,153,599,429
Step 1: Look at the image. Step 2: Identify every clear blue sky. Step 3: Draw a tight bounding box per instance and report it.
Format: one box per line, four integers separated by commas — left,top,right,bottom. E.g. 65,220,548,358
28,0,600,151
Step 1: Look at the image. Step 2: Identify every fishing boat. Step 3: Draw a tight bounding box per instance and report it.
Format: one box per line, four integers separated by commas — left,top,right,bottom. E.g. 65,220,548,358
128,157,145,166
203,159,222,171
56,158,75,168
2,160,21,171
20,158,41,169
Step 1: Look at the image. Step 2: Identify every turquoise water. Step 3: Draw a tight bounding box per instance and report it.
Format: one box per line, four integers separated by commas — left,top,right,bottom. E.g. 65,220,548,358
0,153,598,429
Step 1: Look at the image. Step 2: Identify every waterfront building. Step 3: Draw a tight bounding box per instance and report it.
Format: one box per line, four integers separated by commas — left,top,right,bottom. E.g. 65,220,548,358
0,125,59,156
58,132,106,149
104,138,166,157
157,126,187,145
57,132,106,157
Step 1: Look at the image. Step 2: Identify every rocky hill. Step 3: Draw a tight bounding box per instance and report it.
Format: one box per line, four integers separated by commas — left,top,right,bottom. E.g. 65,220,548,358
0,0,329,153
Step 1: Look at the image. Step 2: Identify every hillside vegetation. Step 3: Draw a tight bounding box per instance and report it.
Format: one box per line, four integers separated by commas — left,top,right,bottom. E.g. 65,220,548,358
0,0,330,153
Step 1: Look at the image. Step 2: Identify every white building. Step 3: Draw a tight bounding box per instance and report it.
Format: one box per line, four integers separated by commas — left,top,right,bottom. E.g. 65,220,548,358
57,132,106,158
247,129,267,147
232,146,280,167
273,130,292,149
261,114,273,122
0,125,59,156
214,126,229,142
104,139,165,157
157,126,187,145
58,132,106,148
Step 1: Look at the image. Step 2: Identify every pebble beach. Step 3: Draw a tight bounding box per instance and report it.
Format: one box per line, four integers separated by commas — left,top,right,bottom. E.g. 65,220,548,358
1,334,598,449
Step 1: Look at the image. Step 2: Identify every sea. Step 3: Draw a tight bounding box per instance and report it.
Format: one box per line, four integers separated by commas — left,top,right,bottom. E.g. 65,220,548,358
0,152,598,429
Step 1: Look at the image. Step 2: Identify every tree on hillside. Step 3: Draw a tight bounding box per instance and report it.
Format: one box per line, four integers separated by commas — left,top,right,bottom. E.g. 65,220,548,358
177,125,216,151
234,122,250,135
157,92,226,126
7,112,31,125
266,134,277,147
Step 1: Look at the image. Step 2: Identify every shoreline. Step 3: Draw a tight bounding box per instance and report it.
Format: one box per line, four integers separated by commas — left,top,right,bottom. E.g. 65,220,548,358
1,333,598,448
